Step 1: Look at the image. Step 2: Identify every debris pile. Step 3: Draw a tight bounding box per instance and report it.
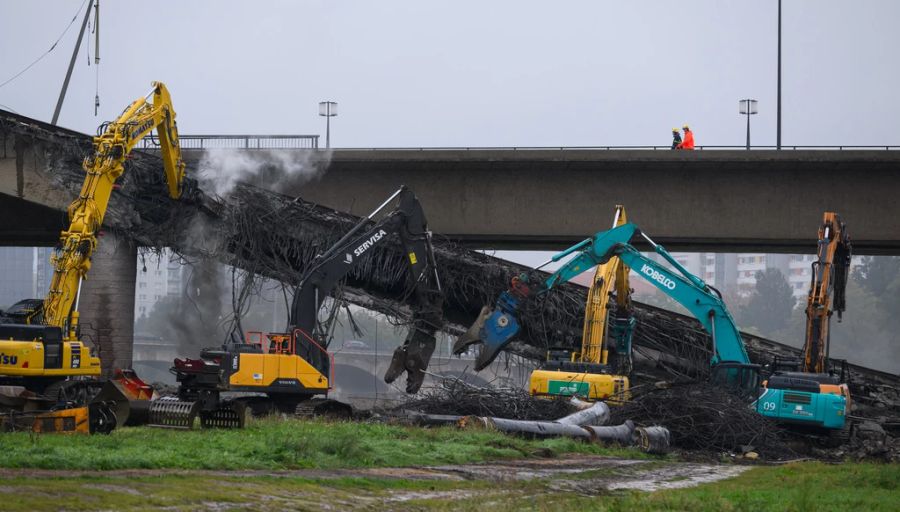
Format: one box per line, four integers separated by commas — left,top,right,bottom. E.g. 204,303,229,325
392,379,576,421
609,383,788,457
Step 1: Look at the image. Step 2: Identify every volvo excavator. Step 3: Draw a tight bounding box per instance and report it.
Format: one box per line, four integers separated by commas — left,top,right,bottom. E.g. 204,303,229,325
756,212,852,431
0,82,186,433
454,222,761,396
155,186,444,428
527,206,634,402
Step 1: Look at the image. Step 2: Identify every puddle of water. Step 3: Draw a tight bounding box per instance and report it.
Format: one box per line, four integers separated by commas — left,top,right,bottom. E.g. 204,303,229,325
387,490,476,503
608,464,750,492
432,457,646,482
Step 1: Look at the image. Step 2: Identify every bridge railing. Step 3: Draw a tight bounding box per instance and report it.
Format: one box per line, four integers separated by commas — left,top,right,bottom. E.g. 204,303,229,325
138,134,319,150
137,136,899,152
334,144,900,151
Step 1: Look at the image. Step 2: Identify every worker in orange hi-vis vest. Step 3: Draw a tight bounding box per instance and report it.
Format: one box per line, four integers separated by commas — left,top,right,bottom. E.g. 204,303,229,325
677,124,695,150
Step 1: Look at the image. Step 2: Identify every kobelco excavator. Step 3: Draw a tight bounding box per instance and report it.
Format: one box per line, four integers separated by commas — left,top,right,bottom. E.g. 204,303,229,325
454,223,761,396
0,82,185,432
156,186,444,428
756,212,852,431
527,206,634,401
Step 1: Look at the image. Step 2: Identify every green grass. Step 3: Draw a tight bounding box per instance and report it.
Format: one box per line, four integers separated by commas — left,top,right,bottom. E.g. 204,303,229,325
0,417,641,470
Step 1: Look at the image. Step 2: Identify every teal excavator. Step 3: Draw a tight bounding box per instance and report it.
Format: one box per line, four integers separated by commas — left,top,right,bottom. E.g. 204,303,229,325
453,223,761,394
455,222,849,431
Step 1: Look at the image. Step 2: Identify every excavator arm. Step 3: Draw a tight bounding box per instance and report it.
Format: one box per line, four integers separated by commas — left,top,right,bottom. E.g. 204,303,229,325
289,186,444,393
578,206,635,375
454,223,753,386
802,212,851,374
43,82,185,337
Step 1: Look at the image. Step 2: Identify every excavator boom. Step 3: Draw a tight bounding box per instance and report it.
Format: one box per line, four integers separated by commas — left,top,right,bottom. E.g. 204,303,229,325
455,223,755,385
0,82,185,433
43,82,185,335
802,212,851,374
527,206,635,401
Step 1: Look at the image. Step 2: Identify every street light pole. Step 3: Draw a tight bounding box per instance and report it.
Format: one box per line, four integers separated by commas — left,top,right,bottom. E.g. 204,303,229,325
739,99,758,150
318,101,338,149
777,0,782,150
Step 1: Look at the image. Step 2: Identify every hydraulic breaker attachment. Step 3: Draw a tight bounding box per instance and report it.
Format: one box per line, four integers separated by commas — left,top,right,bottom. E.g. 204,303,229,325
453,291,523,371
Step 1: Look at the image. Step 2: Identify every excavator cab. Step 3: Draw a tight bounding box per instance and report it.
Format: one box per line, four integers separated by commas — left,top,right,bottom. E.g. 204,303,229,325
709,361,762,400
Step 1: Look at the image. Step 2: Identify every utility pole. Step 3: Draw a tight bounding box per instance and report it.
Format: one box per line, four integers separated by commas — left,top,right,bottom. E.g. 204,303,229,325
777,0,782,150
52,0,94,125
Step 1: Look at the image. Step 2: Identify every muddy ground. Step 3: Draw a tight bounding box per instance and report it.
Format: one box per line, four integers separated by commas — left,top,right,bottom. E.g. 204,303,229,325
0,455,750,511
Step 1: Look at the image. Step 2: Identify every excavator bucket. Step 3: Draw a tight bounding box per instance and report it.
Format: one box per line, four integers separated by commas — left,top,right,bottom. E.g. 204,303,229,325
109,368,155,401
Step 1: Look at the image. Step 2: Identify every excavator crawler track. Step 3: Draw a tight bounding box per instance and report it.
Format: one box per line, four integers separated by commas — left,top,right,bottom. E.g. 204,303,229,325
293,398,353,420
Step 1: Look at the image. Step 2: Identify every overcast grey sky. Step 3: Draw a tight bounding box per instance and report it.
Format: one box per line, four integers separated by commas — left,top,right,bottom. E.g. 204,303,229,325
2,1,899,147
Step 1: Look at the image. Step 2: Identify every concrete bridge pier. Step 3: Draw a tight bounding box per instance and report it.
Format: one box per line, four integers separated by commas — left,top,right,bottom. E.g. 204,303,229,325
77,232,137,376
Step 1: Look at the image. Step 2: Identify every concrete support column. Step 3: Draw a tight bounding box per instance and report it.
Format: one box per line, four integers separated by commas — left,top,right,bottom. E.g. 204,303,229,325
77,232,137,376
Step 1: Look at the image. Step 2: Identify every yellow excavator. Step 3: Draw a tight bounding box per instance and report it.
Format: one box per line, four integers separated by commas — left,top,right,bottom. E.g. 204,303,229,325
528,206,634,401
156,186,445,428
0,82,185,432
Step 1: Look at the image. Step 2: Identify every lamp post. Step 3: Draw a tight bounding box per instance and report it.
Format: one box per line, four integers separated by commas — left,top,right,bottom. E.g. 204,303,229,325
777,0,782,150
739,99,758,150
318,101,338,149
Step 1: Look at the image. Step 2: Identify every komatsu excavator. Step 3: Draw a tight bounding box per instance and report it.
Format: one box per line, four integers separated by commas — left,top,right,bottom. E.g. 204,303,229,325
157,186,444,428
527,206,634,401
0,82,185,432
756,212,852,431
454,223,761,396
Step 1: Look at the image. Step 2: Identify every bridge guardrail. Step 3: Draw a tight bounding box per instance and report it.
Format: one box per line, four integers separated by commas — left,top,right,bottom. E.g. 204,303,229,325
138,134,319,150
333,145,900,151
137,136,899,152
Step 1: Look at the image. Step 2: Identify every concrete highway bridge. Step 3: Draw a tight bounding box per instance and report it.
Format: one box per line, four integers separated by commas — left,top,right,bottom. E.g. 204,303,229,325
3,125,899,254
172,138,900,254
